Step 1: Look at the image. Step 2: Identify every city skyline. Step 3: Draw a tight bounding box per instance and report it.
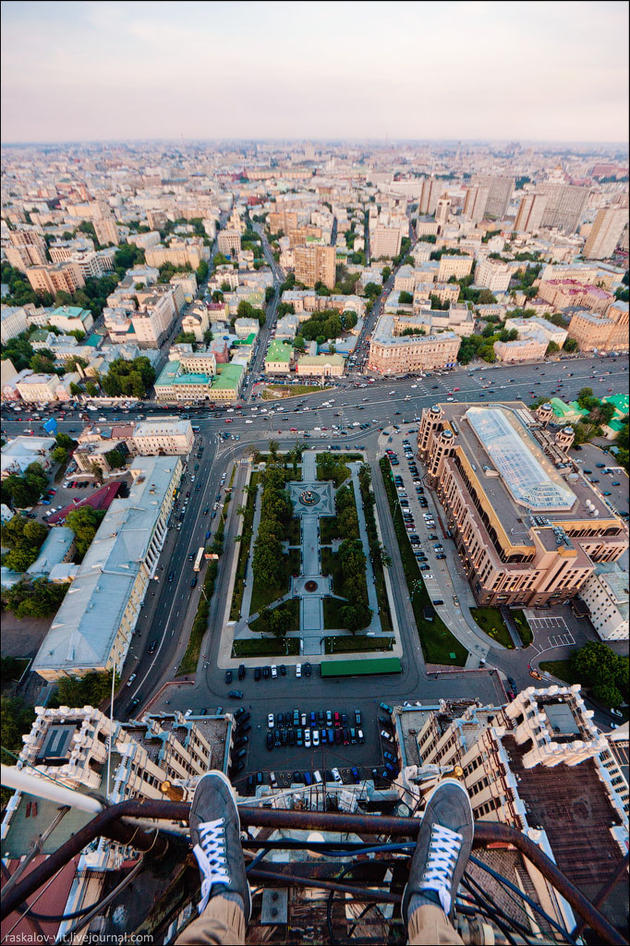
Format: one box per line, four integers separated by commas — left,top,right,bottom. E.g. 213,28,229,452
1,0,628,144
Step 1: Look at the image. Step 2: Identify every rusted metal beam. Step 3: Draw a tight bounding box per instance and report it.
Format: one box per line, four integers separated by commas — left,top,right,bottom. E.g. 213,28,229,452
2,798,626,946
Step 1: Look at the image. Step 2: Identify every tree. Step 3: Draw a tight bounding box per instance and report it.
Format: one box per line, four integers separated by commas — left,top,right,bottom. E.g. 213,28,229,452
364,282,381,299
3,578,68,618
105,448,126,469
52,446,68,465
398,291,413,305
563,337,579,352
268,440,279,461
196,259,209,283
546,341,560,356
382,266,391,281
65,506,106,559
571,641,629,704
50,671,115,709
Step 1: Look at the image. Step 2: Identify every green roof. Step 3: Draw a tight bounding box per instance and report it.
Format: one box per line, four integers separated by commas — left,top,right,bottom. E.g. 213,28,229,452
265,339,293,363
210,363,244,391
320,657,402,677
85,334,103,348
603,394,629,417
30,328,50,342
298,353,345,366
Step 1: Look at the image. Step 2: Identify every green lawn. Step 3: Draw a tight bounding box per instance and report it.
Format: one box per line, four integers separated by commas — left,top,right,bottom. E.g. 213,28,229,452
249,598,300,634
250,549,300,614
470,607,515,649
539,659,579,685
229,474,259,621
320,515,339,544
358,467,393,635
262,384,328,400
231,637,300,657
380,458,467,666
511,609,533,647
323,596,347,629
324,635,394,654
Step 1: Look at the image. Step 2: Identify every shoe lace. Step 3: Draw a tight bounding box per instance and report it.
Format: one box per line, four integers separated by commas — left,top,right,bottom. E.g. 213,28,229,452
419,823,462,915
193,818,230,913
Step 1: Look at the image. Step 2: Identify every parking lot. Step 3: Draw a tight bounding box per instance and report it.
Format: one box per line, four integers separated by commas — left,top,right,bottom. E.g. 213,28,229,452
228,697,400,792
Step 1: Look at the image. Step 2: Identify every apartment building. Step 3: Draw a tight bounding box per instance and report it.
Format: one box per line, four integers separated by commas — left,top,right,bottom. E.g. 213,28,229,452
132,290,177,347
181,304,210,341
370,224,402,259
474,257,512,293
513,193,548,233
582,208,628,260
538,184,590,233
435,197,451,232
417,402,627,607
567,301,629,353
538,279,613,313
494,334,548,363
268,208,299,234
368,315,460,374
418,176,440,215
504,316,568,348
130,418,194,456
579,562,629,640
295,353,344,378
217,229,241,257
413,282,460,307
49,305,94,334
26,261,85,296
74,438,129,474
463,184,490,223
93,213,119,247
15,372,62,403
1,434,56,476
294,244,336,289
0,305,28,343
471,175,514,220
5,243,48,272
437,254,474,281
265,338,293,374
32,456,182,680
145,239,209,270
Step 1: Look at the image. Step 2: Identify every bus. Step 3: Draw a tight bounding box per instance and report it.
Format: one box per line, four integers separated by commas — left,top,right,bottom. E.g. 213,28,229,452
193,547,205,572
192,425,200,432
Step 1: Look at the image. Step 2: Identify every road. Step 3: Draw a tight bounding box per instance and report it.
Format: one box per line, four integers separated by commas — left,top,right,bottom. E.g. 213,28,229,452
4,354,627,778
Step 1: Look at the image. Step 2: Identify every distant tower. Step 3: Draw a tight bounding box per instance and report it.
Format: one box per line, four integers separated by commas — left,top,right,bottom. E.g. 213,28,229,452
435,197,451,234
535,402,553,427
555,426,575,453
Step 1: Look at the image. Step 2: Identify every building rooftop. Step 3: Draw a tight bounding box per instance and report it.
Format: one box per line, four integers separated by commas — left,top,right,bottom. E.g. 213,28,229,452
210,362,244,390
32,457,180,676
265,339,293,363
438,401,622,540
26,527,74,577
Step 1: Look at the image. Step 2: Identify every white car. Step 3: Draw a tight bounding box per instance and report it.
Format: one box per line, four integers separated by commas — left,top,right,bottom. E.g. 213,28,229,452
245,419,253,424
380,729,394,742
312,730,320,747
271,664,277,678
331,767,342,783
304,730,311,748
295,664,302,677
267,713,274,728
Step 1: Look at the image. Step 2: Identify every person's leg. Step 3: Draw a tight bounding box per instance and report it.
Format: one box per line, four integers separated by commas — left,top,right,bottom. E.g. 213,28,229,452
175,771,250,946
402,778,472,946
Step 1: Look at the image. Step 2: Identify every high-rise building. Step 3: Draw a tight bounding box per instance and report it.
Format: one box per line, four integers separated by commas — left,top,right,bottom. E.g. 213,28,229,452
370,224,402,259
514,193,548,232
294,244,336,289
582,208,628,259
539,184,590,233
471,175,514,220
463,184,490,223
26,261,85,296
474,257,512,293
418,176,440,215
435,196,451,232
6,230,48,271
93,213,119,247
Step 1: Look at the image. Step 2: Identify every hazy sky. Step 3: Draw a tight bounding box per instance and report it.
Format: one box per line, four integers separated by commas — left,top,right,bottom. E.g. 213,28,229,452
1,0,628,144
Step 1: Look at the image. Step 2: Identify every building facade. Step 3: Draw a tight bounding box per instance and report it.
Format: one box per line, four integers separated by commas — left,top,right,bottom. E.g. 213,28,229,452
368,316,460,374
579,563,629,640
294,244,336,290
417,402,627,607
582,208,628,260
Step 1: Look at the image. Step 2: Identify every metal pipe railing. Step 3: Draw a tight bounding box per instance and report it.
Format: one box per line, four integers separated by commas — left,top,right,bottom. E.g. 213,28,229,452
1,798,626,946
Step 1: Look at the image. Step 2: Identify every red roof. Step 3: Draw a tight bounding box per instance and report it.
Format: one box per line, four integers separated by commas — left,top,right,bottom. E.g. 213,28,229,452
48,481,122,524
1,854,80,943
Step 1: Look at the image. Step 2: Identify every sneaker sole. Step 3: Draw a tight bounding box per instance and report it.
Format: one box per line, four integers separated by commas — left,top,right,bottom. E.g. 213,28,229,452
192,770,252,921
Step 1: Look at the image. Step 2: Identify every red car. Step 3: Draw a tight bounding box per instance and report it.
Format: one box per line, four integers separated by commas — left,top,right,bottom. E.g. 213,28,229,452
225,418,233,423
290,427,297,432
